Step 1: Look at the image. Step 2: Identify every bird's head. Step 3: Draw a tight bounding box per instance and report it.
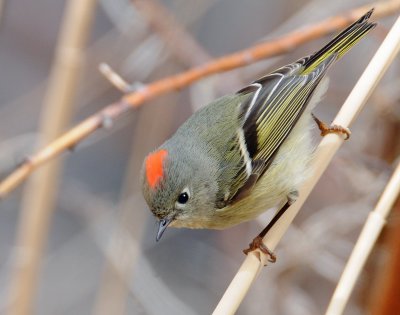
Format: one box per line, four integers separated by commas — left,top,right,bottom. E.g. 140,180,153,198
141,147,219,240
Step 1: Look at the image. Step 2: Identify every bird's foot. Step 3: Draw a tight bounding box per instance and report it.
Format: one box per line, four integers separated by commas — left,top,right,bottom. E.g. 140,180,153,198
243,236,276,263
311,113,351,140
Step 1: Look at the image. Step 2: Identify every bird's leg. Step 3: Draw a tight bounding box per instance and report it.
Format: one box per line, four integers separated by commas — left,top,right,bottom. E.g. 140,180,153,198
243,191,298,263
311,113,351,140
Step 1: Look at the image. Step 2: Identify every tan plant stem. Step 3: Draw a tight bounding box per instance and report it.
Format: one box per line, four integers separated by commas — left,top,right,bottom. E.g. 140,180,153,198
6,1,97,314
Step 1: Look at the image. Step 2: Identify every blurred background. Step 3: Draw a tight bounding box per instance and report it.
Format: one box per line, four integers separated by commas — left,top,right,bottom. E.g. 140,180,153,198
0,0,399,314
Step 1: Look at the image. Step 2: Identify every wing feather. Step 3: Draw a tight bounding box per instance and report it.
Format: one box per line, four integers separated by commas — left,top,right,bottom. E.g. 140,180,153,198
215,10,376,207
218,54,337,206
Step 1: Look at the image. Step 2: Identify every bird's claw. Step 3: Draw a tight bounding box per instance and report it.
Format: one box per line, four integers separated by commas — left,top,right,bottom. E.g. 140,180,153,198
311,113,351,140
243,236,276,263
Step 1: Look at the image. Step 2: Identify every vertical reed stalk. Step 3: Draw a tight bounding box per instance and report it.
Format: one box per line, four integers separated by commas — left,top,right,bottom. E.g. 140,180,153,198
7,1,97,314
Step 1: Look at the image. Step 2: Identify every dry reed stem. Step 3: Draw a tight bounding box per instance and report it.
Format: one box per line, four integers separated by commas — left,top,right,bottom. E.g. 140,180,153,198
213,12,400,315
0,1,399,199
6,1,97,314
325,159,400,315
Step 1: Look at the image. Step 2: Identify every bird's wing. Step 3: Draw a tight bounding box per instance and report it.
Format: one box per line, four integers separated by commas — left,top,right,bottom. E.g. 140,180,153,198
216,54,336,207
215,10,375,207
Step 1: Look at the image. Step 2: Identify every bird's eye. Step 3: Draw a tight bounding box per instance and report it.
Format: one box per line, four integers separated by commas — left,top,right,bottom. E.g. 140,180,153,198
176,187,190,208
177,192,189,204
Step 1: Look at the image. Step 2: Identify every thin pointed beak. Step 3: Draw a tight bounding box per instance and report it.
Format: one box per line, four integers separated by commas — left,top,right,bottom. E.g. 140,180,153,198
156,218,172,241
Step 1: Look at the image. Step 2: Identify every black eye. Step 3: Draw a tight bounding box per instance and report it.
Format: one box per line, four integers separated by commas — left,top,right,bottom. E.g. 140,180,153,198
177,192,189,204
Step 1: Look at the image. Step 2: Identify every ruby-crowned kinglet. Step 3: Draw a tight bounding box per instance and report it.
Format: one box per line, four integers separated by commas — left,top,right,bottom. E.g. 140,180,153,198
141,10,376,245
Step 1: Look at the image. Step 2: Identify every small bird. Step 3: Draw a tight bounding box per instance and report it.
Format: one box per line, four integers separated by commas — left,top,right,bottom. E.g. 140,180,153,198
141,10,376,258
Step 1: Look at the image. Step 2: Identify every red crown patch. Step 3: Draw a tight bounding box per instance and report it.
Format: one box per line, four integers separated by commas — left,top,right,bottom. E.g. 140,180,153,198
145,149,168,189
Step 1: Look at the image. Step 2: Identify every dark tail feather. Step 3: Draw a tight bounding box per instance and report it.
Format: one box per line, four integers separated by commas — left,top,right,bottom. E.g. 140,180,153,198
302,9,376,73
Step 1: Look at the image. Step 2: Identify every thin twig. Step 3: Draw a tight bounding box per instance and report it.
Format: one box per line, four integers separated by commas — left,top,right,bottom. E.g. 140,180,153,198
212,12,400,315
0,1,399,199
99,63,132,93
6,1,97,315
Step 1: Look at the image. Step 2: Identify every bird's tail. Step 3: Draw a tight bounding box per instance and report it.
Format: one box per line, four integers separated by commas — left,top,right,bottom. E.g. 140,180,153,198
302,9,376,74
